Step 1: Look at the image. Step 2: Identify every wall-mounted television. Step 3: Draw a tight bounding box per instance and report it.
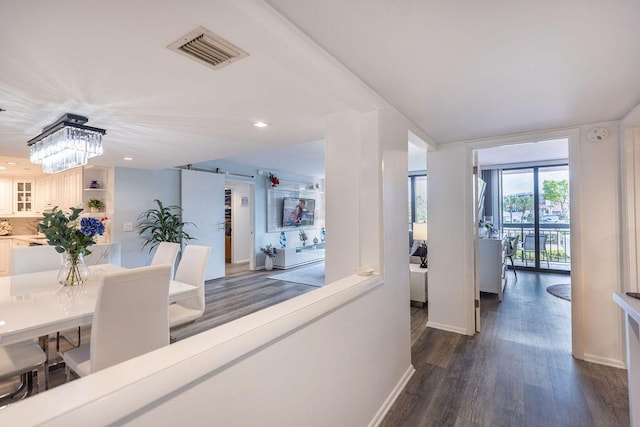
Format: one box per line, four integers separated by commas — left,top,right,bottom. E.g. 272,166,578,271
283,197,315,227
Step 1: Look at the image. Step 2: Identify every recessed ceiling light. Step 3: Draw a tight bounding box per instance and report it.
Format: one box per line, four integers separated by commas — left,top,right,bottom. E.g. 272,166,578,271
7,162,16,165
123,157,133,161
254,121,268,128
0,166,6,170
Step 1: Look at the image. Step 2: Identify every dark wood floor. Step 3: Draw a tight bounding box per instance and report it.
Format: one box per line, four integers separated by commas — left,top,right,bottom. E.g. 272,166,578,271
2,267,631,427
170,265,316,341
381,270,630,427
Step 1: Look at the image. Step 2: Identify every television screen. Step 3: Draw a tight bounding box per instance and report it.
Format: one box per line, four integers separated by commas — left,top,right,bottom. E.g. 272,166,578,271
283,197,315,227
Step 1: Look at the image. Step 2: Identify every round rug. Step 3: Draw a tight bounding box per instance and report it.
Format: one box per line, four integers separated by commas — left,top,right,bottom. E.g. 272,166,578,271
546,284,571,301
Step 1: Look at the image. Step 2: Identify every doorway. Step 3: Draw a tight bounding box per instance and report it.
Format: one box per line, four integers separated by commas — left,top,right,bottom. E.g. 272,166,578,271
474,138,572,339
225,182,253,274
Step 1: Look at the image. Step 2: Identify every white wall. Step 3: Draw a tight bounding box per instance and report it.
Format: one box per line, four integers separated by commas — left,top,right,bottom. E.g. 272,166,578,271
112,167,181,268
325,110,362,283
571,122,623,367
427,123,627,367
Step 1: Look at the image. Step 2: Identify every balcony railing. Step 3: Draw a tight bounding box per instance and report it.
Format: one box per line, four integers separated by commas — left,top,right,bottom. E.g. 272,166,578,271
502,224,570,271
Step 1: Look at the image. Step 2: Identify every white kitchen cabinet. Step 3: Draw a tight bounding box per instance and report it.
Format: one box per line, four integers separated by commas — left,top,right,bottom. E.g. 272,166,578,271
13,180,34,216
0,239,11,276
0,179,13,216
35,169,82,214
59,169,82,210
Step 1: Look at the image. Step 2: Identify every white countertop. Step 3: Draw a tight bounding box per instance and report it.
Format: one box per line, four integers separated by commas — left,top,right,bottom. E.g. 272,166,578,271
0,235,114,245
614,292,640,324
3,234,49,244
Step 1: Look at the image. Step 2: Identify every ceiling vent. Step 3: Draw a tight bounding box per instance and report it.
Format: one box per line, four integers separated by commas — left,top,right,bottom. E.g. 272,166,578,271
168,26,249,70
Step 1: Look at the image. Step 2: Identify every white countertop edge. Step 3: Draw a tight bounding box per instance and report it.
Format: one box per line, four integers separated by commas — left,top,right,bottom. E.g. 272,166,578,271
0,273,383,425
613,292,640,325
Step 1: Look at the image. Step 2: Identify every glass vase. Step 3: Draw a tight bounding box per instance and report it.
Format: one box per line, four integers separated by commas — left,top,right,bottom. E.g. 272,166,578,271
58,253,89,286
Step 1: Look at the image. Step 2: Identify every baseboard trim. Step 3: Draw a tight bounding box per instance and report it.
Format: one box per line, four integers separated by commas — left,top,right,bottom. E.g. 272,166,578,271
426,321,468,335
368,364,415,427
583,353,626,369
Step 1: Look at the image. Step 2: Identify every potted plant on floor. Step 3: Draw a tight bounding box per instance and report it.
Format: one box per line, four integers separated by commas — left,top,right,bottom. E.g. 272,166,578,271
261,244,277,271
136,199,195,253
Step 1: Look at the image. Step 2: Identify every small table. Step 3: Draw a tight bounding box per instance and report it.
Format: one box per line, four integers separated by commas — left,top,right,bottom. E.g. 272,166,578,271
409,264,428,307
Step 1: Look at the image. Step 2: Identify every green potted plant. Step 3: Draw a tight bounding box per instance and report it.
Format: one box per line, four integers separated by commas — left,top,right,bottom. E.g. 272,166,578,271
136,199,195,252
87,198,106,213
39,207,105,286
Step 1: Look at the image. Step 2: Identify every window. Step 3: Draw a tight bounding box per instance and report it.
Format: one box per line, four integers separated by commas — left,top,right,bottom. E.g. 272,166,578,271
409,174,427,247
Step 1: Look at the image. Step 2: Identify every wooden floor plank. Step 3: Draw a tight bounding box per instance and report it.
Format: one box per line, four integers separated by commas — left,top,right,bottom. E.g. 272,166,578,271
382,270,629,426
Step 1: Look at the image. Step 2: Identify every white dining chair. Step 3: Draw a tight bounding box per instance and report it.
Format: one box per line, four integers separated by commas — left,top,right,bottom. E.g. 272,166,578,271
84,242,122,266
0,341,47,405
151,242,180,278
10,245,62,275
63,264,171,378
10,246,81,348
169,245,211,328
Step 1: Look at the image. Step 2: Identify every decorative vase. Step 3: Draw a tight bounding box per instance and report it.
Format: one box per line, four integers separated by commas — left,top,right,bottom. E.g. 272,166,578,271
265,256,274,271
90,207,99,213
58,253,89,286
89,180,100,189
321,227,326,243
280,231,287,248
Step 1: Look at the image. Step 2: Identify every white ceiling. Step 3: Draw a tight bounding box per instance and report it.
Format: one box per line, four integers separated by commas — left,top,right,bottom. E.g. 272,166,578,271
221,140,325,178
267,0,640,143
0,1,364,170
1,1,638,175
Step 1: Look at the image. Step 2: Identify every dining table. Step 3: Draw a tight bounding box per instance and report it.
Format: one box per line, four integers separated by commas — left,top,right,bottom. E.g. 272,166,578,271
0,264,198,389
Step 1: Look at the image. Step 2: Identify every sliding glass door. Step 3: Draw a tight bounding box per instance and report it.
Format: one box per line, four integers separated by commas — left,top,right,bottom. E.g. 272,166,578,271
501,165,570,272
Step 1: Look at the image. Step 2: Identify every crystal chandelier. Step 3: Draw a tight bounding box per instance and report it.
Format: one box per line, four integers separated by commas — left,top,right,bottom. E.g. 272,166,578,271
28,113,106,174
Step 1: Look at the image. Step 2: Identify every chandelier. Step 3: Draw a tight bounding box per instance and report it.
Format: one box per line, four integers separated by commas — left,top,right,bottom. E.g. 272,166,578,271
28,113,106,174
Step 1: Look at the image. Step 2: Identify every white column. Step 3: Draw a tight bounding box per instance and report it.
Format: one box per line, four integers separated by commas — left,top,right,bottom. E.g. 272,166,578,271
325,110,364,283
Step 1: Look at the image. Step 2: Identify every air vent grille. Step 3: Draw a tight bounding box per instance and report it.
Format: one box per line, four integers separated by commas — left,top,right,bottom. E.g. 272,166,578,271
169,26,248,70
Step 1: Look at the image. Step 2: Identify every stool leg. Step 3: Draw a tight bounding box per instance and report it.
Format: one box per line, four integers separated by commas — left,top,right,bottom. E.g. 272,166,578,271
36,365,46,393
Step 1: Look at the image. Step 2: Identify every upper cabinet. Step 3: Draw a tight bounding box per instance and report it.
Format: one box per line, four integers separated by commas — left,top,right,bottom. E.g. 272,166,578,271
0,179,13,216
35,168,82,214
0,166,110,218
13,180,34,215
0,178,37,216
